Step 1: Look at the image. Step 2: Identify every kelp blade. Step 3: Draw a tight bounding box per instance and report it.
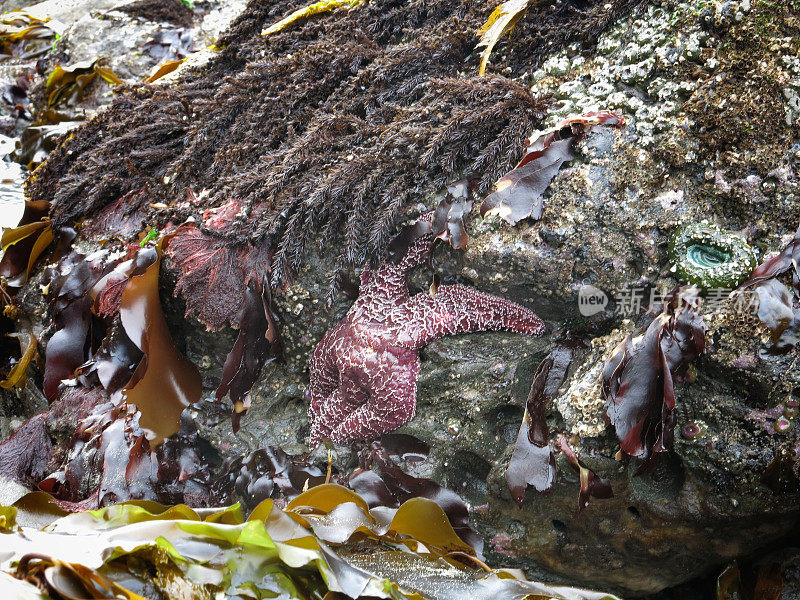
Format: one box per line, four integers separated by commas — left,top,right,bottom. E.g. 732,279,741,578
262,0,365,35
0,488,621,600
119,242,202,443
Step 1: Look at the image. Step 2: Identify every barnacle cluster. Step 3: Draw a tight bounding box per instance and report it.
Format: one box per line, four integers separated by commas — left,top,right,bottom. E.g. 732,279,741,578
668,222,757,288
555,332,627,437
528,0,797,165
528,3,706,146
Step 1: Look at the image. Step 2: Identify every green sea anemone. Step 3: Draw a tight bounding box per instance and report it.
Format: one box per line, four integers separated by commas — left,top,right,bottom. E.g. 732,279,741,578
669,223,757,288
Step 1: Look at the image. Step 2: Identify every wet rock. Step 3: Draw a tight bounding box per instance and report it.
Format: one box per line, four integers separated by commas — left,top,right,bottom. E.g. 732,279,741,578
206,0,800,594
2,0,800,596
27,0,246,102
189,230,798,598
782,550,800,600
481,337,799,595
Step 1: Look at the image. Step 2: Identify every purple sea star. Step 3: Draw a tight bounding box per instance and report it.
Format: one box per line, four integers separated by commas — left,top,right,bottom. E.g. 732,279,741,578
307,214,545,446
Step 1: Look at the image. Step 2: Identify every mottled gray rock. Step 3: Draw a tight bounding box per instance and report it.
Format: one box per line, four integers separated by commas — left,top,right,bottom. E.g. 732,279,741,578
219,0,799,594
781,550,800,600
2,0,800,596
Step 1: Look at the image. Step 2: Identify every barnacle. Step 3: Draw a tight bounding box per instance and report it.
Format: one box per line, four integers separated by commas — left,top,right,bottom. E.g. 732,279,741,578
668,222,757,288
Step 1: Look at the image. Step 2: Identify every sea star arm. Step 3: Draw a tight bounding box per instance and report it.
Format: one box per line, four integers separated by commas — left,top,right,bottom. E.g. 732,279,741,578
307,331,340,419
309,387,346,446
307,212,547,446
402,284,545,348
327,352,420,443
308,346,372,445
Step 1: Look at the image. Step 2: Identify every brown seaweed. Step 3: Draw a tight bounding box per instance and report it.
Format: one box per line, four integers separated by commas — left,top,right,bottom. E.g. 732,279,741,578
556,436,613,511
740,225,800,291
602,288,706,473
164,223,271,330
216,278,282,432
119,0,196,28
45,59,122,108
352,444,482,555
0,387,107,487
76,318,143,397
476,0,537,76
0,332,37,390
118,241,202,443
43,252,107,402
505,346,573,506
211,445,326,509
0,200,53,288
144,28,194,60
481,111,623,225
0,11,64,59
30,0,644,293
739,225,800,350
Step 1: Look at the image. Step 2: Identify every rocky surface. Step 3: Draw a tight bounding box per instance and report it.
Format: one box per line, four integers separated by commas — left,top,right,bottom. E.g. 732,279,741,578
449,1,799,593
782,550,800,600
0,0,248,433
227,1,800,595
2,0,800,597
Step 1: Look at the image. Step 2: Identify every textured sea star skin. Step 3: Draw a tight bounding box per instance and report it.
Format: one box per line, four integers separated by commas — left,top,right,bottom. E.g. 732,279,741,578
307,218,545,446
